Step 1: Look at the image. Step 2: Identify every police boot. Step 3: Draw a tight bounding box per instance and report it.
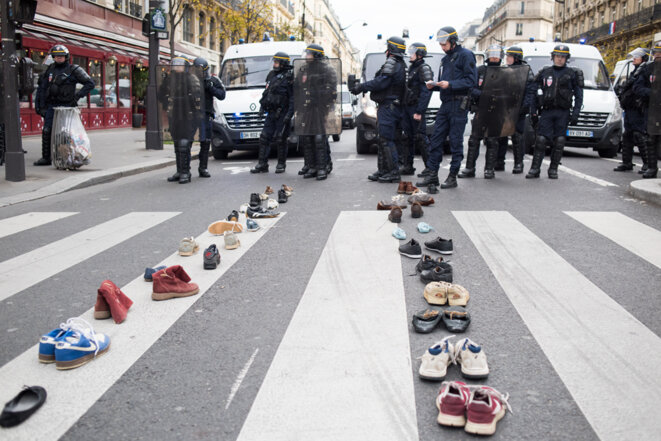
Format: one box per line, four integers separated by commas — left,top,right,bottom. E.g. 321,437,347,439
198,141,211,177
484,138,498,179
643,136,658,179
303,137,318,179
326,141,333,174
314,135,328,181
614,132,634,171
379,142,401,183
368,141,386,181
298,139,311,175
441,172,458,189
275,141,287,174
495,138,508,171
399,156,416,176
178,140,192,184
458,135,479,178
418,134,430,173
34,129,52,166
251,135,270,173
511,132,524,174
548,136,565,180
638,138,649,174
167,141,182,182
526,136,548,179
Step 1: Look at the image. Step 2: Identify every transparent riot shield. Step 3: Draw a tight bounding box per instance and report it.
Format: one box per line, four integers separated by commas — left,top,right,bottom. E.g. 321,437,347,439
648,60,661,135
474,65,529,138
293,58,342,136
156,64,204,141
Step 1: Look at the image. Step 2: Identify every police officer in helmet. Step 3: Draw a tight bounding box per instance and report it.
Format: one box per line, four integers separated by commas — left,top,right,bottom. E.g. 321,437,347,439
633,42,661,178
34,45,94,166
418,26,477,189
251,51,294,174
526,44,583,179
350,36,407,183
192,57,225,178
400,42,433,176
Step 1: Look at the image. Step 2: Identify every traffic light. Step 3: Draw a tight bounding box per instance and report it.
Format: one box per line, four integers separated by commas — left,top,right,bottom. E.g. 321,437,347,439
10,0,38,25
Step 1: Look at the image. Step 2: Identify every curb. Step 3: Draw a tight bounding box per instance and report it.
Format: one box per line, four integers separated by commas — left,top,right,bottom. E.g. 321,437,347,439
629,178,661,206
0,153,198,208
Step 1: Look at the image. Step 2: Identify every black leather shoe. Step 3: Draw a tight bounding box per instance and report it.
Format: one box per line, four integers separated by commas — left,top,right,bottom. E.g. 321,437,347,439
484,169,495,179
512,163,524,174
458,168,475,178
250,163,268,173
203,244,221,270
526,169,540,179
440,174,458,189
278,189,288,203
411,308,442,333
417,168,431,178
250,193,261,209
420,263,454,283
198,168,211,178
416,254,447,273
33,158,51,166
548,168,559,179
275,163,286,173
613,163,633,172
416,174,439,187
0,386,47,428
441,306,471,333
378,171,401,183
178,172,191,184
399,164,416,175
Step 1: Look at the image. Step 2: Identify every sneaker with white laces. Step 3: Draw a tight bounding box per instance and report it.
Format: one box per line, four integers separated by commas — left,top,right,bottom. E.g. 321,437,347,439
435,381,471,427
53,318,110,370
418,336,454,381
454,338,489,379
464,386,512,436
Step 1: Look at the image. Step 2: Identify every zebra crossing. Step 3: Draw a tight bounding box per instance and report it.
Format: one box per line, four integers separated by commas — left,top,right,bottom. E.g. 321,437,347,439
0,208,659,440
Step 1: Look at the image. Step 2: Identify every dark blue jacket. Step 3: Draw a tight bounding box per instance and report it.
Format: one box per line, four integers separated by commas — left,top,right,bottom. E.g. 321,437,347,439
260,68,294,118
361,55,407,103
406,59,433,114
433,45,477,102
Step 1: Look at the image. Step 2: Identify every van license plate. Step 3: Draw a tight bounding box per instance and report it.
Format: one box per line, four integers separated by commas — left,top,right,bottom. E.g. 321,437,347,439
567,130,593,137
240,131,260,139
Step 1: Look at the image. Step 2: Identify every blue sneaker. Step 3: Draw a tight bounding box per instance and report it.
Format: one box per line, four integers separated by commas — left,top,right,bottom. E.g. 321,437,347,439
246,219,261,232
144,265,166,281
37,317,92,363
392,227,407,240
54,319,110,370
417,222,434,234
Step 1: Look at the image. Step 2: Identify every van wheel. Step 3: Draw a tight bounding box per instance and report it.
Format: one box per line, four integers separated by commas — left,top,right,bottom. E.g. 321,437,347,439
213,149,229,160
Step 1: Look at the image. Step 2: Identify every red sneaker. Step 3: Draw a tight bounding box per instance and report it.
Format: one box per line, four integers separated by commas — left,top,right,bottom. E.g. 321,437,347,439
152,265,199,301
464,386,511,436
435,381,471,427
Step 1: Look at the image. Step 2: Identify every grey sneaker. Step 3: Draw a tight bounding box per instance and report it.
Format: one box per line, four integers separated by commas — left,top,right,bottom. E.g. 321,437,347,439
224,231,240,250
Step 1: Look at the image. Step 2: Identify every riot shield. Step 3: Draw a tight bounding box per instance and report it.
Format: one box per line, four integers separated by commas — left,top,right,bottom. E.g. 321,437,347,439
647,60,661,135
293,58,342,136
156,64,204,141
474,65,529,138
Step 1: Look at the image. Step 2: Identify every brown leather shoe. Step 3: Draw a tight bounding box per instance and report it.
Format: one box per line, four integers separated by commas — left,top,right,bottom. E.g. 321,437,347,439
397,181,407,194
265,186,274,195
405,182,418,195
408,194,435,206
411,202,424,218
377,201,393,210
388,206,402,223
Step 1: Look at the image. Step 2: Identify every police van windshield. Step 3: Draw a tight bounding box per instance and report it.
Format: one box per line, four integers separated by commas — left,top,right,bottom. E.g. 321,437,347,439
220,56,273,89
341,91,351,104
362,52,443,81
524,56,611,90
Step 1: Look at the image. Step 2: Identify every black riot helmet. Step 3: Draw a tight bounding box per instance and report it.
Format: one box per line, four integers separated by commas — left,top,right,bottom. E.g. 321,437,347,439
171,57,190,72
436,26,459,45
485,44,503,65
272,51,291,70
50,45,70,64
407,42,427,59
505,46,524,63
551,44,571,60
305,44,325,59
193,57,209,71
386,36,406,57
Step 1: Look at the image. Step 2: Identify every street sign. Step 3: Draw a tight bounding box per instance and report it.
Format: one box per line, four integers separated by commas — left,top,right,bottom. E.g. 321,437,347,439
151,8,166,31
156,31,169,40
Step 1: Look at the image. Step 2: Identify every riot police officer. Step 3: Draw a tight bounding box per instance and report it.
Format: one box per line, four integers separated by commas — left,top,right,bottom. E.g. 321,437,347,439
526,44,583,179
458,44,502,179
251,52,294,174
34,45,94,166
418,26,477,189
504,46,536,174
350,36,407,183
193,57,225,178
633,42,661,179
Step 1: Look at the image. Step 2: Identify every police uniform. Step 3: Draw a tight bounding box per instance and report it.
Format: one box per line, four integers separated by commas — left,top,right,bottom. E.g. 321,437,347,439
633,56,659,179
526,45,583,179
34,45,94,166
505,47,536,174
615,54,647,172
400,43,434,176
194,57,226,178
351,36,407,183
251,52,294,174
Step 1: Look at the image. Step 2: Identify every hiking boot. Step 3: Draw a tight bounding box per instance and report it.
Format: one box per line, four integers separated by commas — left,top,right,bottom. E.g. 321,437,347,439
411,202,423,218
203,244,221,269
453,338,489,380
388,206,402,223
424,237,453,255
458,167,475,178
250,162,269,173
613,162,634,172
151,265,200,301
398,239,422,258
464,386,511,436
436,381,471,427
441,173,458,189
420,264,454,283
418,336,454,381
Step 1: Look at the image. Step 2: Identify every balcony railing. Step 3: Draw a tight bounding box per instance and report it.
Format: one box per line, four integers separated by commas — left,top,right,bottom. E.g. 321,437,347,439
565,4,661,43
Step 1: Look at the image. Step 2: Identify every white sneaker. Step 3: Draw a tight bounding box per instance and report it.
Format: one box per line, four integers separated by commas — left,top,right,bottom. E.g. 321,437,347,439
453,338,489,379
418,336,454,381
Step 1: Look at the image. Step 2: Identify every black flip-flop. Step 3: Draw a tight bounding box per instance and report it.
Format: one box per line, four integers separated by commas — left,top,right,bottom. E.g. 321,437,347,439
442,306,471,333
0,386,47,428
412,308,442,333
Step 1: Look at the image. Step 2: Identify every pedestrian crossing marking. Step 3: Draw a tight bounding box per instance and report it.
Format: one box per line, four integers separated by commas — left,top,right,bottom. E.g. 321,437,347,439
0,212,78,240
237,211,418,441
454,210,661,441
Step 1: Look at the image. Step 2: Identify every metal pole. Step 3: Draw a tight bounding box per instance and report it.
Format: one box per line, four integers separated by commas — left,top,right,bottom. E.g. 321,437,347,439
145,0,162,150
301,0,305,41
1,0,26,181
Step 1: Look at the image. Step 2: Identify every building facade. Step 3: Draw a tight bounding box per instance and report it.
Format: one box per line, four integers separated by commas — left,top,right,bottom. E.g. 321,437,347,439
475,0,555,51
554,0,661,71
459,18,482,51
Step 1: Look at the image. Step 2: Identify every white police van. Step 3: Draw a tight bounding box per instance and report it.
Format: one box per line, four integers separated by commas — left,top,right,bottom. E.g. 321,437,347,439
211,40,307,159
518,42,622,157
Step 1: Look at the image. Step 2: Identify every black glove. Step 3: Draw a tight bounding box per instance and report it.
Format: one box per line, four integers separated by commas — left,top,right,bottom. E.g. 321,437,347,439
530,112,539,127
350,83,363,95
205,80,215,92
278,114,292,141
570,111,580,126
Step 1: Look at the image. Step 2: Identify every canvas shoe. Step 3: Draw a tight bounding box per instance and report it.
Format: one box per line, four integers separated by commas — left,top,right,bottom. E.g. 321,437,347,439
246,219,261,232
398,239,422,258
38,318,84,363
392,227,407,240
424,237,453,254
454,338,489,379
203,244,221,269
435,381,471,427
224,231,240,250
178,237,200,256
418,336,454,381
54,319,110,370
144,265,166,281
464,386,512,436
208,220,243,235
151,265,200,301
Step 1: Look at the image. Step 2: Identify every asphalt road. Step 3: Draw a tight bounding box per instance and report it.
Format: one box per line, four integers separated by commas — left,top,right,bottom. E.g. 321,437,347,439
0,129,660,441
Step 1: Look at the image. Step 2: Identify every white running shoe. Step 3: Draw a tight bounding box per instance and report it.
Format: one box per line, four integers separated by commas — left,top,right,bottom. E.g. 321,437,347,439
418,336,455,381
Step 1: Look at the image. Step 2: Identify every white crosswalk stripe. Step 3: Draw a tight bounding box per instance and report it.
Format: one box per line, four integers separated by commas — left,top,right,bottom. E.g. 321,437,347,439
0,212,78,239
0,212,180,303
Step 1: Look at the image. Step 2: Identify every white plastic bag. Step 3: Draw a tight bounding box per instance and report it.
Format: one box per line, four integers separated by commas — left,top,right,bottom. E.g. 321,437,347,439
51,107,91,170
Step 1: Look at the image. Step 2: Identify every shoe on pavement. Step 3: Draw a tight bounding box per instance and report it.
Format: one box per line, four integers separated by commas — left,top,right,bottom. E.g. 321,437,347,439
405,182,418,195
203,244,221,269
178,237,200,256
227,210,239,222
423,281,450,305
246,206,279,219
0,386,47,428
399,239,422,258
418,336,455,381
397,181,408,194
464,386,511,436
144,265,166,281
208,220,243,235
239,203,249,213
416,254,445,273
282,184,294,196
388,206,402,223
408,194,435,206
447,283,470,306
377,200,407,210
265,185,274,194
436,381,471,427
224,231,240,250
392,227,407,240
442,306,471,333
417,222,434,233
391,194,408,207
246,219,261,232
454,338,489,380
38,318,83,363
278,189,288,203
424,237,453,254
250,193,261,208
441,173,458,189
420,263,453,283
266,198,279,210
427,184,439,194
54,319,110,370
411,202,424,218
411,308,442,333
151,265,200,301
94,280,133,324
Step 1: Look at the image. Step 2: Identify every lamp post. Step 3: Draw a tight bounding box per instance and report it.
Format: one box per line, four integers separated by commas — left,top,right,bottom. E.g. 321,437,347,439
145,0,164,150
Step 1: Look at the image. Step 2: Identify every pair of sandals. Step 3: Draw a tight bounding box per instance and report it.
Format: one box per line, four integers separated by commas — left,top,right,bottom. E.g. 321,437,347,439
412,306,470,333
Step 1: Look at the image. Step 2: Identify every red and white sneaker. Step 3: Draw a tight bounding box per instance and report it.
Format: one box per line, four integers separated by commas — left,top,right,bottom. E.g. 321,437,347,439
435,381,471,427
464,386,512,436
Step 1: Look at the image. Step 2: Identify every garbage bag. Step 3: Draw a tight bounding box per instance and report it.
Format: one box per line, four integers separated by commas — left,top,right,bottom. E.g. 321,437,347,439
51,107,91,170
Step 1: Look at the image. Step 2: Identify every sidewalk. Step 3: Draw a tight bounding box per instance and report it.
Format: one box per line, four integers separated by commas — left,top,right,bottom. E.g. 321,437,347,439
0,128,197,207
630,178,661,206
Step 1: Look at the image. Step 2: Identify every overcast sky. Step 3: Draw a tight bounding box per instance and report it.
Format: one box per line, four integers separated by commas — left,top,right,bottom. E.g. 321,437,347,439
329,0,495,54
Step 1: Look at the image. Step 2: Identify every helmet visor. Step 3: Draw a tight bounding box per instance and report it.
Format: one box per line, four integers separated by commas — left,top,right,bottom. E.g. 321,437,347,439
628,48,646,60
436,29,456,44
486,48,502,59
171,57,188,67
407,44,425,56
